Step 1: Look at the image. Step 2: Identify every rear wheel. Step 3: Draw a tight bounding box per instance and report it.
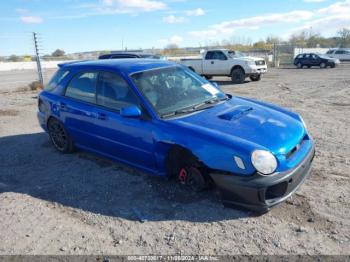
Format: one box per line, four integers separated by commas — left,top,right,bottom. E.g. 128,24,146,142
249,74,261,82
231,68,245,84
203,75,213,80
47,118,74,153
297,62,303,69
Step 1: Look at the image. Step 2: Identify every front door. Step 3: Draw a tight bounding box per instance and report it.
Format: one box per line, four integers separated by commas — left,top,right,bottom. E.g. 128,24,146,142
203,50,229,75
93,71,156,171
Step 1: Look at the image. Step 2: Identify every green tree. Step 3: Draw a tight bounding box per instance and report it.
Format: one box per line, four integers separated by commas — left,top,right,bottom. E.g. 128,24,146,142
51,49,65,57
337,28,350,47
266,36,281,45
8,55,22,62
289,31,308,47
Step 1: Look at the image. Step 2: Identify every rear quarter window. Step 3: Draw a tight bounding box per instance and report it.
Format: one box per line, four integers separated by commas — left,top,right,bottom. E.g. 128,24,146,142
45,69,69,91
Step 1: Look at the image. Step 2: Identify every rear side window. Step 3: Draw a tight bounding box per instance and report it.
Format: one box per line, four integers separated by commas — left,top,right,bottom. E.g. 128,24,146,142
45,69,69,91
65,72,98,103
97,72,139,110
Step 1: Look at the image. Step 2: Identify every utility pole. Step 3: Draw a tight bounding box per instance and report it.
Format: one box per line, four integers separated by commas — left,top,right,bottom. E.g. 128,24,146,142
33,32,43,85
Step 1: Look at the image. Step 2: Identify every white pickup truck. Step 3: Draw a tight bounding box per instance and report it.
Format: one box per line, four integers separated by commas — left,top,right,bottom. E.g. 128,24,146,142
180,49,267,84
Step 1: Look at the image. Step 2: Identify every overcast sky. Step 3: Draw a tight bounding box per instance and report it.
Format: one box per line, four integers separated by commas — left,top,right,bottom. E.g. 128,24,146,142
0,0,350,55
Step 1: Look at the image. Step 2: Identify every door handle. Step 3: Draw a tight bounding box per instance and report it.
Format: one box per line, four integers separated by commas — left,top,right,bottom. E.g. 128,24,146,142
59,102,67,109
97,113,107,120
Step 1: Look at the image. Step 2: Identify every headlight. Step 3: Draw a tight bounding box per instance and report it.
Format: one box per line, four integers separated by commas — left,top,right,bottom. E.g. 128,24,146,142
251,150,277,175
245,60,255,66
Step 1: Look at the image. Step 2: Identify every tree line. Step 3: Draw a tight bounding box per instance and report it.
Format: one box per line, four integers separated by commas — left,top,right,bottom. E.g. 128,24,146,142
2,28,350,61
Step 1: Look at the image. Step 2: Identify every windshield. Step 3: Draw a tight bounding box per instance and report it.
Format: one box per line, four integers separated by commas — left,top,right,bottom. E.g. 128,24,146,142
130,66,227,118
228,51,245,58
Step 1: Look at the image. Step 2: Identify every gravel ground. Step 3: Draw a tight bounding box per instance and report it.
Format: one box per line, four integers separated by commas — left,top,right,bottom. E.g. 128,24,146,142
0,66,349,255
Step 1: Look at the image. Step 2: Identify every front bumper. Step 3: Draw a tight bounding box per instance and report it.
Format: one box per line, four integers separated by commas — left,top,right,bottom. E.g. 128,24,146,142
210,145,315,213
245,66,267,75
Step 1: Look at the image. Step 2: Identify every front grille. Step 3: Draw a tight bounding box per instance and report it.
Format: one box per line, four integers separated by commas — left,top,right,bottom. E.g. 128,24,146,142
255,60,265,66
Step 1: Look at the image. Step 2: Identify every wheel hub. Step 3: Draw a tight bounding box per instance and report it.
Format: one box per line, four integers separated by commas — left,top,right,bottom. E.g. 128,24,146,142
178,168,187,184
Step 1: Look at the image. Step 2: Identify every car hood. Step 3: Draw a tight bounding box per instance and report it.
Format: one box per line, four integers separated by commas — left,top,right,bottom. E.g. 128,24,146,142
170,97,305,155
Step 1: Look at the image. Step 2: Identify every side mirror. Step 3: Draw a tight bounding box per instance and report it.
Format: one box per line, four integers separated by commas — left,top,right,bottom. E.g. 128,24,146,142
120,105,142,118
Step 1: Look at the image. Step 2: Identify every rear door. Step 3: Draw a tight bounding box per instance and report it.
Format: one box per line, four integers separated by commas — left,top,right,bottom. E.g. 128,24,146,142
60,71,100,150
203,51,229,75
93,71,156,170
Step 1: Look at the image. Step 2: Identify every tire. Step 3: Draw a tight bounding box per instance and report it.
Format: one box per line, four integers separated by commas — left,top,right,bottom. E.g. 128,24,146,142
297,62,303,69
307,66,311,68
231,67,245,84
166,147,209,192
47,118,74,153
330,64,335,68
320,62,326,69
203,75,213,80
178,167,207,192
249,74,261,82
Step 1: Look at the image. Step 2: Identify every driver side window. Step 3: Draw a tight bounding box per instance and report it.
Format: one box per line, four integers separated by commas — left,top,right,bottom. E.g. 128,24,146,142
212,51,227,60
96,72,139,111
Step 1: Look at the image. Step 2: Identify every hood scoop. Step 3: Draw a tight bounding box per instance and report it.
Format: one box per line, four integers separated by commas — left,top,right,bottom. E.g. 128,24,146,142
217,105,253,121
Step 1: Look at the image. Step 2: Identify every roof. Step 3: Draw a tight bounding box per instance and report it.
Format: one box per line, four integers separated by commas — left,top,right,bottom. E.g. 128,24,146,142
59,59,176,74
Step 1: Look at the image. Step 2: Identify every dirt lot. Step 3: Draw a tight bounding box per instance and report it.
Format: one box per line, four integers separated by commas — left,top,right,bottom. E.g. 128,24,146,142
0,66,349,255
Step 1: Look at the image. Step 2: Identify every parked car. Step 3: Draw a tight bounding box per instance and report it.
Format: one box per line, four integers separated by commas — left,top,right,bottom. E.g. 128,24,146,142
326,48,350,61
99,52,163,60
179,49,267,84
38,59,315,213
294,53,340,68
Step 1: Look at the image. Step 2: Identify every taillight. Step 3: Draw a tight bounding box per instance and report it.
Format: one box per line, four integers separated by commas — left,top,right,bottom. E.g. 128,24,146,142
38,98,45,112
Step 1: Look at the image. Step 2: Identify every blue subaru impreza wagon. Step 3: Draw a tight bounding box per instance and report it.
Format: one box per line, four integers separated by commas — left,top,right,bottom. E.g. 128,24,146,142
37,59,315,213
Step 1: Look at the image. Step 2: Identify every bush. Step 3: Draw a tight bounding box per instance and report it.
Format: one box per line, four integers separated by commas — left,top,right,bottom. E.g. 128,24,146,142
29,81,43,91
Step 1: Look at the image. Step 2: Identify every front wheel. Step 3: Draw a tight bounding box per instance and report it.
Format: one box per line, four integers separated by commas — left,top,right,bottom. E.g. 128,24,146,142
47,118,74,153
231,68,245,84
178,167,207,192
249,74,261,82
166,147,210,192
320,62,327,68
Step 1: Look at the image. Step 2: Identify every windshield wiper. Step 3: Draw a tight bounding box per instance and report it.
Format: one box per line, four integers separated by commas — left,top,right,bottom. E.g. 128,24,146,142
161,96,229,119
194,96,229,108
